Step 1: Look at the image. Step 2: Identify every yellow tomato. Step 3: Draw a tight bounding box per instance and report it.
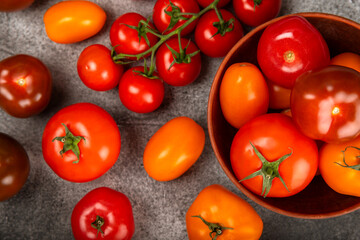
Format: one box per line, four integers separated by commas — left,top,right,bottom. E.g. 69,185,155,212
330,52,360,72
43,1,106,44
143,116,205,181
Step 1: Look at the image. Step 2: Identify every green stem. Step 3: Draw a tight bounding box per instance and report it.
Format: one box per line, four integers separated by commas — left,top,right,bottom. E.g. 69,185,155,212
214,6,224,25
91,215,105,238
192,215,233,240
335,146,360,171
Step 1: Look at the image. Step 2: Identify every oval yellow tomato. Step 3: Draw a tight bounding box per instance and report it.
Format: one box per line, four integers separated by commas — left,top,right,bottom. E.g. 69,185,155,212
143,116,205,181
43,1,106,44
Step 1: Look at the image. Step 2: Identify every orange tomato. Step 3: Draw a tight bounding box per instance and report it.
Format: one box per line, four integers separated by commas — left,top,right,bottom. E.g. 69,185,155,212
43,1,106,44
186,184,263,240
267,80,291,109
143,116,205,181
220,63,269,129
330,52,360,72
319,135,360,197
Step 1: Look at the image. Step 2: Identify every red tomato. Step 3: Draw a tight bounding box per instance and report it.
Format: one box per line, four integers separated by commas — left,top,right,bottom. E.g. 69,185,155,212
42,103,121,182
0,0,34,11
233,0,282,27
110,12,158,58
267,80,291,110
257,16,330,89
330,52,360,72
0,54,52,118
155,38,201,86
77,44,124,91
195,9,243,57
230,113,318,197
196,0,230,8
153,0,200,36
291,65,360,143
71,187,134,240
119,66,165,113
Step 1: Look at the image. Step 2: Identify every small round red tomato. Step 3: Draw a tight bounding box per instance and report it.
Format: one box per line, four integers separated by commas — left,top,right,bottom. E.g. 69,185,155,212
0,0,34,11
44,1,106,44
257,16,330,89
195,9,243,57
0,54,52,118
233,0,282,27
153,0,200,36
319,136,360,197
119,66,165,113
42,103,121,183
267,80,291,110
220,63,269,129
330,52,360,72
110,12,158,58
230,113,318,197
0,132,30,201
77,44,124,91
291,65,360,143
71,187,135,240
156,38,201,86
196,0,230,8
143,116,205,181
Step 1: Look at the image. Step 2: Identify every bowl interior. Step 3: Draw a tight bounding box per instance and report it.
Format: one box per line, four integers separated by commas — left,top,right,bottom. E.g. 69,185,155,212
208,13,360,218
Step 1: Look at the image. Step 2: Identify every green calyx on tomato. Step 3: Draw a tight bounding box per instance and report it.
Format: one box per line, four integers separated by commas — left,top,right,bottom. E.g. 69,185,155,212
253,0,263,8
164,0,192,33
192,215,233,240
122,19,155,49
166,36,200,70
91,215,105,238
240,142,292,197
52,123,85,164
212,8,235,37
335,146,360,171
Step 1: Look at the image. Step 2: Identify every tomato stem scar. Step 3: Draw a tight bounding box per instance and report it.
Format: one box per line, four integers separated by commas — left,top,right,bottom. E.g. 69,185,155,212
91,215,105,238
283,50,295,63
192,215,233,240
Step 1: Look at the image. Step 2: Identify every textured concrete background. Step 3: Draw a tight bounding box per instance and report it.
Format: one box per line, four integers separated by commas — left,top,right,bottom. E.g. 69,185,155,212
0,0,360,239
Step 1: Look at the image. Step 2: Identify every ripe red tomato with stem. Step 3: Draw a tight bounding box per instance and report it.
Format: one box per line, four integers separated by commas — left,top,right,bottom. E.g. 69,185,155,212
77,44,124,91
156,37,201,86
119,66,165,113
196,0,230,8
230,113,318,197
195,9,243,57
71,187,135,240
153,0,200,36
257,16,330,89
0,0,34,11
0,54,52,118
42,103,121,183
233,0,282,27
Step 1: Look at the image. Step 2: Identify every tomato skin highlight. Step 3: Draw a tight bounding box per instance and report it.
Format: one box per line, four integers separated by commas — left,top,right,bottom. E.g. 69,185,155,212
44,1,106,44
71,187,135,240
0,0,34,12
186,184,263,240
143,116,205,181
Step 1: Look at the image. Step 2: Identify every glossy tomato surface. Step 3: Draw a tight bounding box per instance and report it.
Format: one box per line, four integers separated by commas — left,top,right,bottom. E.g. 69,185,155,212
220,62,269,129
0,0,34,11
330,52,360,72
42,103,121,182
257,16,330,88
143,116,205,181
119,66,165,113
186,184,263,240
291,65,360,143
230,113,318,197
195,9,243,57
0,132,30,201
0,54,52,118
196,0,230,8
77,44,124,91
71,187,135,240
155,38,201,86
43,1,106,44
153,0,200,36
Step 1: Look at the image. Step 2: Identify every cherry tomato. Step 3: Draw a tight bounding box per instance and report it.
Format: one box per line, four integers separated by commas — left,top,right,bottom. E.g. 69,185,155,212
0,132,30,201
110,12,158,58
267,80,291,110
230,113,318,197
44,1,106,44
77,44,124,91
220,63,269,129
196,0,230,8
0,54,52,118
71,187,135,240
233,0,282,27
257,16,330,89
155,38,201,86
143,116,205,181
186,184,263,240
319,136,360,197
119,66,165,113
153,0,200,36
291,65,360,143
0,0,34,12
42,103,121,183
330,52,360,72
195,9,243,57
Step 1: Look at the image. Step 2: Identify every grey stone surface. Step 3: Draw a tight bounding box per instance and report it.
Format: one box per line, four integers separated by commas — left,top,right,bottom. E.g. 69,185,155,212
0,0,360,239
